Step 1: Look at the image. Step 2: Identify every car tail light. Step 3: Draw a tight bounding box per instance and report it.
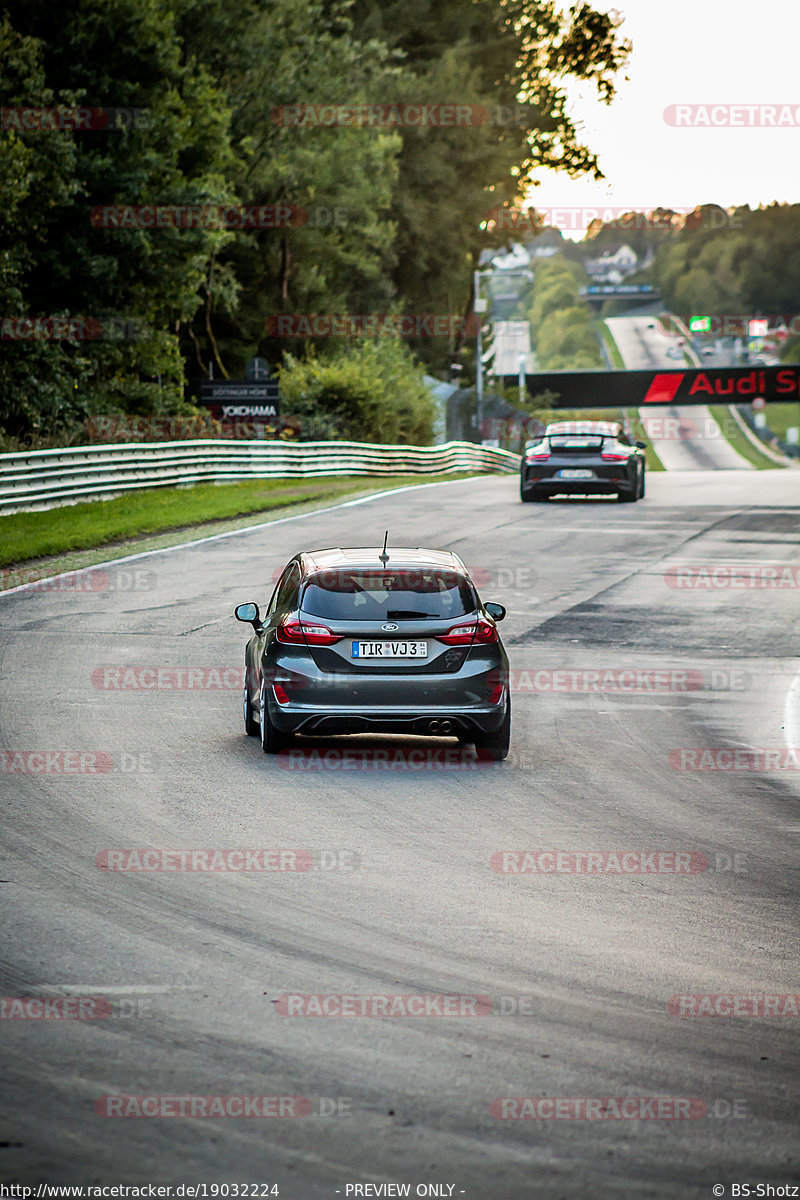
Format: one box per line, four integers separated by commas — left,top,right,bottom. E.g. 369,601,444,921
272,683,291,705
277,615,341,646
437,617,497,646
601,447,628,461
525,443,550,463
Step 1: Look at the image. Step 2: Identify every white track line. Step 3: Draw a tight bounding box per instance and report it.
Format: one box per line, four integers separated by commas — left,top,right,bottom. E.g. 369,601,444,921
783,673,800,753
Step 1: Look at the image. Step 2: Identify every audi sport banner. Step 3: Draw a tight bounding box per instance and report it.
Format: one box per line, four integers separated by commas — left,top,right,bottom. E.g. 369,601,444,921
506,366,800,409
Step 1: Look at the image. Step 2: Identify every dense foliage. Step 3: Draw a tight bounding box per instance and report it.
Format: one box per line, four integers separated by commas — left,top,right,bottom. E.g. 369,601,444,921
1,0,630,444
649,204,800,317
523,254,603,368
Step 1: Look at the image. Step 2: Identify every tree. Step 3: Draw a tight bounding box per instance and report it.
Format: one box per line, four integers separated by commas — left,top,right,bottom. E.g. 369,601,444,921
334,0,631,371
2,0,236,432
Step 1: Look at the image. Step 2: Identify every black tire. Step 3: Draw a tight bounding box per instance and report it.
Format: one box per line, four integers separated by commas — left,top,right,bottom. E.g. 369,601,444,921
259,680,289,754
617,485,637,503
243,682,260,736
638,468,646,499
474,697,511,762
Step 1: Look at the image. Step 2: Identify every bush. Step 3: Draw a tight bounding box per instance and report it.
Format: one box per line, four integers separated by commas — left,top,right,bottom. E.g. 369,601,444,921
277,341,435,445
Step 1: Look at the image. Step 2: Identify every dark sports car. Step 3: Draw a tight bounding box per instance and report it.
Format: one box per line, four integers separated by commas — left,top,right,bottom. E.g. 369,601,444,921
234,545,511,760
520,420,647,503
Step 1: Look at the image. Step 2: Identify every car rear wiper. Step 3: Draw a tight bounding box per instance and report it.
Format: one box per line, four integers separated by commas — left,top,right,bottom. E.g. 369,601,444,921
385,609,437,619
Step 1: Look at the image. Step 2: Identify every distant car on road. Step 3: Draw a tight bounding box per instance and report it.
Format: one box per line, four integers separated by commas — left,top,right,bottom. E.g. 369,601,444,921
234,546,511,760
520,420,647,504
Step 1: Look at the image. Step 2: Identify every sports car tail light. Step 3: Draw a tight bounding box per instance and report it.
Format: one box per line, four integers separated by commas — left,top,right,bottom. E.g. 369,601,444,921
601,446,628,461
277,615,342,646
525,443,550,463
437,617,497,646
272,683,291,705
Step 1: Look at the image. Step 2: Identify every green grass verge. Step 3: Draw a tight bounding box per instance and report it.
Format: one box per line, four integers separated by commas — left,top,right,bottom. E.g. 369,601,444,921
0,473,485,571
707,406,781,469
595,320,625,369
760,402,800,443
623,410,665,472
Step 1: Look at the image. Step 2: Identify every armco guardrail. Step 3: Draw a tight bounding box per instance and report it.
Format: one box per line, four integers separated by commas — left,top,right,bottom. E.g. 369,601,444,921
0,439,520,514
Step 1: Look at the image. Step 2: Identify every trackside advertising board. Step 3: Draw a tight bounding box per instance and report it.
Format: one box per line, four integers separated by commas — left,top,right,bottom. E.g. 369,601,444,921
506,366,800,408
200,379,280,420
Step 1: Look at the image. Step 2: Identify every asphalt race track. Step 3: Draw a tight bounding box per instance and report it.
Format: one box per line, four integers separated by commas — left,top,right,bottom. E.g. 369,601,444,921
606,314,754,471
2,470,799,1197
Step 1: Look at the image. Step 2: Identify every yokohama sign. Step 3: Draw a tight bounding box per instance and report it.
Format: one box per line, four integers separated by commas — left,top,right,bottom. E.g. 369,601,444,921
508,366,800,408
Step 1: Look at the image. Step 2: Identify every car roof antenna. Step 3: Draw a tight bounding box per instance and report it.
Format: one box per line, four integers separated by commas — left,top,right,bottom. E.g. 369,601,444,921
379,531,390,566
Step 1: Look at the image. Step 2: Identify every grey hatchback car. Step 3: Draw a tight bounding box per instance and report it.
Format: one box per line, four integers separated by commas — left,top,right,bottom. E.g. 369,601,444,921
234,546,511,760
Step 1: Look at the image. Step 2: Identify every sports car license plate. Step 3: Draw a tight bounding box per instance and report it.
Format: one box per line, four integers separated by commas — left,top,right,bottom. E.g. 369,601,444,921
558,468,594,479
352,641,428,658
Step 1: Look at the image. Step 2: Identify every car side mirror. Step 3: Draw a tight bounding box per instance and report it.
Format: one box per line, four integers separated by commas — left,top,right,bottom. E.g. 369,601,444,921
234,602,262,630
485,602,506,622
635,440,647,449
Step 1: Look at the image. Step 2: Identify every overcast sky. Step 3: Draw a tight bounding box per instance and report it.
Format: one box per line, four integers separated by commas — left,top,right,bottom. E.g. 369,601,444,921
525,0,798,237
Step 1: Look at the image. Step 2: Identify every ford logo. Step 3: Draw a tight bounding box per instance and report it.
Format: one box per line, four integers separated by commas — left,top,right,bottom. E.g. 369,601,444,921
381,622,399,632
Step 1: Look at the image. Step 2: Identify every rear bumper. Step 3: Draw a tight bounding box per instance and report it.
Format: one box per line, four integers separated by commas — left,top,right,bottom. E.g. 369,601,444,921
521,466,637,495
522,478,629,495
269,699,508,737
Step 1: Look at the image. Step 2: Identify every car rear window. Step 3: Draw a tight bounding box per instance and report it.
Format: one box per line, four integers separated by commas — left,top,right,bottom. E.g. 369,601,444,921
300,569,476,621
548,435,605,450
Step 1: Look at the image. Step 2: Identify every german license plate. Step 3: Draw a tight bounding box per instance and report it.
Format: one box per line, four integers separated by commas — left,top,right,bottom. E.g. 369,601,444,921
558,468,594,479
352,641,428,659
